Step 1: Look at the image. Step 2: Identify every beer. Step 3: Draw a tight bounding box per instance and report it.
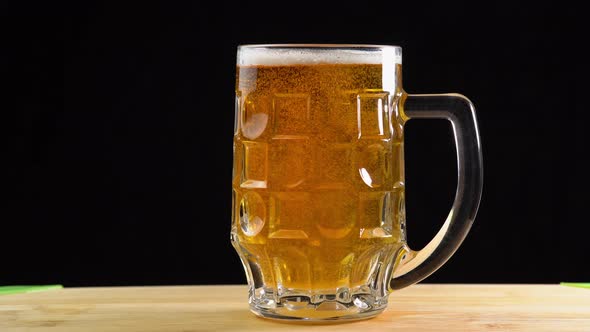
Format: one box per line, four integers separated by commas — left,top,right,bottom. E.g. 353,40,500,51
232,51,407,298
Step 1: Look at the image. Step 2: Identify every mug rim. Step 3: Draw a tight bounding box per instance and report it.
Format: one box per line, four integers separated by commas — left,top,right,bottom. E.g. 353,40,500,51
237,44,402,65
238,44,401,51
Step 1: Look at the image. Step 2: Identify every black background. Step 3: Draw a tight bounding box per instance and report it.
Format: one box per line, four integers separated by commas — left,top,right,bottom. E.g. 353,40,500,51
3,3,586,287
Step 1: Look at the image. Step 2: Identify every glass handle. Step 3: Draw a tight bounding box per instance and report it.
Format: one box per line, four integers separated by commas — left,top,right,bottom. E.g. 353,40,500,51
390,93,484,290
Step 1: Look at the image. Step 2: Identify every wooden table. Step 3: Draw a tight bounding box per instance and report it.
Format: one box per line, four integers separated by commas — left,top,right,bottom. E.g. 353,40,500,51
0,284,588,331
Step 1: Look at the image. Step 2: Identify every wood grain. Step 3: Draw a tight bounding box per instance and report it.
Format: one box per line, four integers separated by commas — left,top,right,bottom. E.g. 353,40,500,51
0,284,588,331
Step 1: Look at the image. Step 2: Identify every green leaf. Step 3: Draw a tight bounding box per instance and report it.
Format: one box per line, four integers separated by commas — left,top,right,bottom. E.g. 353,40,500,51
0,285,63,296
560,282,590,289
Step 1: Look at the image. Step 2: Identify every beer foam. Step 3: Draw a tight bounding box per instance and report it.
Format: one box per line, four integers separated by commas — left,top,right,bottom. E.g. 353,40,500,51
238,45,402,66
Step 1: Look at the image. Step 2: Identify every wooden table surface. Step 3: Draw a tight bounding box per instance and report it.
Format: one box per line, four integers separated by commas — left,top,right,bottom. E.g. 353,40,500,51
0,284,588,331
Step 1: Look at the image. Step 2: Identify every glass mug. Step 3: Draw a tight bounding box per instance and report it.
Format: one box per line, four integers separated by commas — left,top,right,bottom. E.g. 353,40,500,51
231,44,483,322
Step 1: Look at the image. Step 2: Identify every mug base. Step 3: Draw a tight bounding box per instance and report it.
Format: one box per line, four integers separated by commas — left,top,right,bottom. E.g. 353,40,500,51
249,292,388,322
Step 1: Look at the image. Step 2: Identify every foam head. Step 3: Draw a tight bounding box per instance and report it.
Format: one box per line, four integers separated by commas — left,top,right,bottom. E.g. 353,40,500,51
237,45,402,66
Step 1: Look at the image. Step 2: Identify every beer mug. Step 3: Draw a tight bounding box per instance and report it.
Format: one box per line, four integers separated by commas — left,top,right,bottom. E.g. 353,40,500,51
231,44,483,322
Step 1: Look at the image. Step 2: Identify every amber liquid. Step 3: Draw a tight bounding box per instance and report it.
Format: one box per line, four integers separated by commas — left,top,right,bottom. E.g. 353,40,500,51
232,63,406,292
